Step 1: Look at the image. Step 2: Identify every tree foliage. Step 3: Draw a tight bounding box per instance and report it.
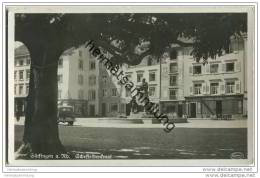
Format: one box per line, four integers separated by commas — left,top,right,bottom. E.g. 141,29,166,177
15,13,247,65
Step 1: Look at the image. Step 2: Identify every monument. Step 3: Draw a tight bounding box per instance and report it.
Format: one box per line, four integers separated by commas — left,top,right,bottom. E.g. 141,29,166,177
128,78,154,119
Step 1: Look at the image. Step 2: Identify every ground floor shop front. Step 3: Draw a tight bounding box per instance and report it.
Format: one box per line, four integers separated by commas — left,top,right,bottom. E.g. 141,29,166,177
185,95,245,119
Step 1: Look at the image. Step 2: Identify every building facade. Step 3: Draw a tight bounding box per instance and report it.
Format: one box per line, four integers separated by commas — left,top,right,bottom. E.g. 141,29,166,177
57,47,89,117
183,37,247,118
14,36,247,119
14,45,31,116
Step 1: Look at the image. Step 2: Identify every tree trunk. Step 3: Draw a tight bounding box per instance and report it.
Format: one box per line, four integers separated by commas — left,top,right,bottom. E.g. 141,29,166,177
16,44,65,157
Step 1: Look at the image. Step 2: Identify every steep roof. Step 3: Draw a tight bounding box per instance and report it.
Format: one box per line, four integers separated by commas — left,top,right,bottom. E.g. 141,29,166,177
15,45,29,57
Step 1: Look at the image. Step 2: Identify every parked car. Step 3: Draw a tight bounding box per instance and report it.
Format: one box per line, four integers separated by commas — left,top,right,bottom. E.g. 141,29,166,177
57,106,75,126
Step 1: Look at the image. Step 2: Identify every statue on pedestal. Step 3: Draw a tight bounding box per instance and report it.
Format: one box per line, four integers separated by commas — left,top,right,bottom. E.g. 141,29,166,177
140,78,148,99
130,96,138,113
129,78,149,115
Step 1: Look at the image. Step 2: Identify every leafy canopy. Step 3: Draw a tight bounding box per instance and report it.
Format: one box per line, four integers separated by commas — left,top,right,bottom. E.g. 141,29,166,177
15,13,247,65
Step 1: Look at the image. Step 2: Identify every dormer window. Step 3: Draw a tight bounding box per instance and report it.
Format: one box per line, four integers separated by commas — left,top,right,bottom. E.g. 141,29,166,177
170,50,177,60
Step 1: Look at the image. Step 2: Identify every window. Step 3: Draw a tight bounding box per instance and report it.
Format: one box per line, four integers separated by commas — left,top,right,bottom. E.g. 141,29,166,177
149,86,156,97
194,83,202,95
79,50,82,57
79,60,83,70
210,83,219,95
226,81,235,94
19,59,24,66
125,88,131,97
170,50,177,60
26,70,30,80
26,84,29,95
88,90,96,101
126,74,132,81
169,89,177,100
193,65,202,74
14,84,17,95
89,75,96,85
90,61,96,70
92,76,96,85
14,71,17,80
78,90,84,99
19,85,23,95
112,88,117,96
169,63,178,73
149,72,156,82
58,58,63,67
19,71,24,80
78,75,83,85
110,103,118,112
169,75,177,86
147,57,153,66
58,74,63,83
210,64,219,73
102,75,108,85
137,73,143,83
226,62,235,72
26,57,30,65
58,90,61,99
102,89,108,97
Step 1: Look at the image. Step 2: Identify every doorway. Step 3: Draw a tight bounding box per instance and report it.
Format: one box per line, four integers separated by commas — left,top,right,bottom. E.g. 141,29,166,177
101,103,106,117
216,100,222,117
190,103,196,118
89,105,95,116
126,103,131,116
178,104,183,117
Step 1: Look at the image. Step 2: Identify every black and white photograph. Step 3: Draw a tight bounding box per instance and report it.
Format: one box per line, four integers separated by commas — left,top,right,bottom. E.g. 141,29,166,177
2,3,257,173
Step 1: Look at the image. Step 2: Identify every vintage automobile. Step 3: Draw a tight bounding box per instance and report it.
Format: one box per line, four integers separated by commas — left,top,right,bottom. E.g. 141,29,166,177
57,106,76,126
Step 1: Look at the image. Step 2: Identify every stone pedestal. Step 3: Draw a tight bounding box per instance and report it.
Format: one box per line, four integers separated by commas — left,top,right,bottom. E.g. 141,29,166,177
128,111,154,119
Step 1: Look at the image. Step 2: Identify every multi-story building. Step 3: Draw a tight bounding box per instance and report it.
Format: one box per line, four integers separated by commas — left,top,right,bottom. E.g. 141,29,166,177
159,48,186,118
14,35,247,119
183,37,247,118
14,45,31,116
120,49,185,118
14,45,89,117
57,47,88,117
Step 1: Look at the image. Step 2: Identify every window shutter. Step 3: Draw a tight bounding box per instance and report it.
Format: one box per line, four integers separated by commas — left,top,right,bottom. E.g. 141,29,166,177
163,90,168,98
190,86,193,95
236,61,241,72
206,85,210,94
222,64,226,73
202,83,206,94
189,66,193,75
236,80,241,93
220,83,225,94
197,102,201,114
206,64,210,74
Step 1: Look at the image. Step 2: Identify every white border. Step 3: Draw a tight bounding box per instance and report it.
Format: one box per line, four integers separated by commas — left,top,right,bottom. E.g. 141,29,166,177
1,2,258,174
